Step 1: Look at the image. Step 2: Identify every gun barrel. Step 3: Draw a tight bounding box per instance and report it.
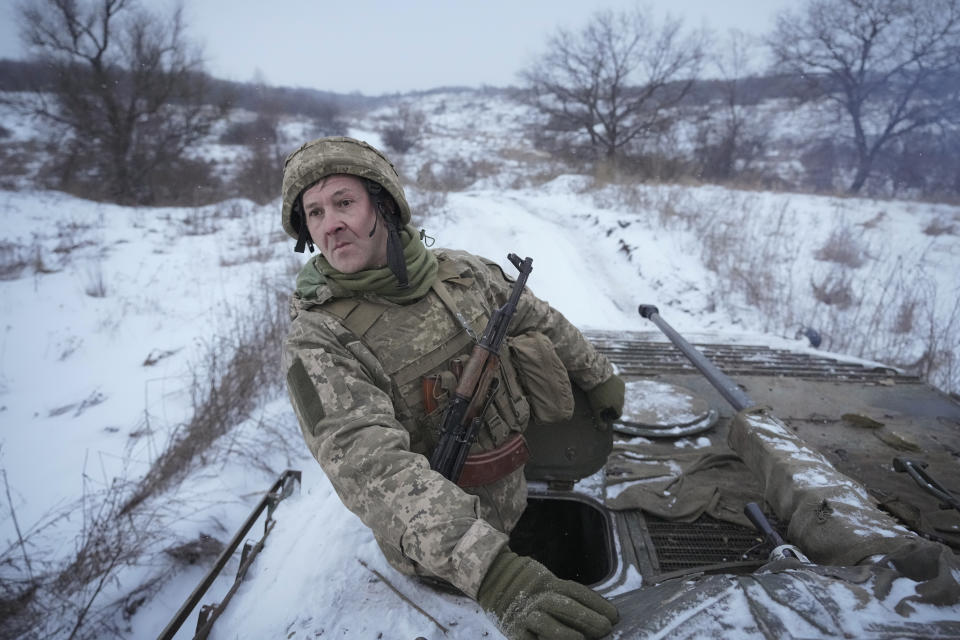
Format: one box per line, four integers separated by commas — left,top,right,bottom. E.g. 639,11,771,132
638,304,755,412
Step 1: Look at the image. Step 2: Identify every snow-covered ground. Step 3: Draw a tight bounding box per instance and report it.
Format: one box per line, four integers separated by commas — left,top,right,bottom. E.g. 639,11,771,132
0,89,958,638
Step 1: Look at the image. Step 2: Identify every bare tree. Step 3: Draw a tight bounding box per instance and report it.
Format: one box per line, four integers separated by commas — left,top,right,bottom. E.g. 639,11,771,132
520,7,706,165
770,0,960,194
695,30,768,181
18,0,223,204
224,71,286,205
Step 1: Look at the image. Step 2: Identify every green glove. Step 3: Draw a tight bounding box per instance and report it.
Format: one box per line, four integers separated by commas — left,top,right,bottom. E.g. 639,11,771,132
586,374,625,423
477,548,619,640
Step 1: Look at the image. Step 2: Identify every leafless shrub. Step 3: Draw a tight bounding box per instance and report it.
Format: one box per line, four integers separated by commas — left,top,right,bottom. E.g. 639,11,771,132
415,156,495,192
693,196,803,325
224,202,255,220
810,270,855,309
923,218,956,236
0,276,293,638
920,297,960,393
654,190,699,229
857,210,887,230
163,533,224,566
0,140,40,190
219,116,276,146
178,206,220,236
603,159,958,395
892,298,919,334
814,225,868,267
215,411,303,477
84,262,107,298
53,219,99,257
142,348,178,367
0,466,171,640
219,207,279,266
32,243,58,275
122,279,288,515
57,336,83,361
381,103,426,154
0,240,29,280
229,116,284,206
220,246,275,267
591,182,653,215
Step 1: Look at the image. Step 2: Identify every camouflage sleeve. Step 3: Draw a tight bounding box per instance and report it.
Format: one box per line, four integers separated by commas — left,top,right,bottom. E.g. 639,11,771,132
469,253,614,390
283,308,509,598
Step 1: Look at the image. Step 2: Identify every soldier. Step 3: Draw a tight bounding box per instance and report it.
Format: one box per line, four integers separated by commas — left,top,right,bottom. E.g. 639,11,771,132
280,137,624,640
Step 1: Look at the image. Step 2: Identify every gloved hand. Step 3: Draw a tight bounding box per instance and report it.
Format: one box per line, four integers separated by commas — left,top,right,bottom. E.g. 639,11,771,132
477,548,618,640
585,374,625,423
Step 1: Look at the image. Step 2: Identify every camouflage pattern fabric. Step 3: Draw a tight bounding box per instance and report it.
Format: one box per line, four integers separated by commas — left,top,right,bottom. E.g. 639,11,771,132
283,249,613,598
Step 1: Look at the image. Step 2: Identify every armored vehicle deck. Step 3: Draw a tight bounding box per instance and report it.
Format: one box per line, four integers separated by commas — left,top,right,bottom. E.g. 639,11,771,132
512,329,960,639
166,329,960,639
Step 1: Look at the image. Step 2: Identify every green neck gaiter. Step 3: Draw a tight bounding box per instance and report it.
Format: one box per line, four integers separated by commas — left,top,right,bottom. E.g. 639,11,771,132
298,225,438,304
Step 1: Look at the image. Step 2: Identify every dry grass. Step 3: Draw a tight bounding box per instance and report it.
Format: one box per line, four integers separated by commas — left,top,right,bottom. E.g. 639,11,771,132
414,156,498,192
0,277,293,639
84,262,107,298
122,281,288,515
219,246,275,267
814,225,868,268
0,240,30,280
810,270,856,309
177,206,221,236
0,464,172,640
616,186,960,394
923,217,956,236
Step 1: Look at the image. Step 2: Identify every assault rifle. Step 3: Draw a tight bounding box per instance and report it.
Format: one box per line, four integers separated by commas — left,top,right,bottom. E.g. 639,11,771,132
429,253,533,483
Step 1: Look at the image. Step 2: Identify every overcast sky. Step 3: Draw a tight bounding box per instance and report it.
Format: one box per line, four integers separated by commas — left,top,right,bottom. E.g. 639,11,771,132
0,0,794,95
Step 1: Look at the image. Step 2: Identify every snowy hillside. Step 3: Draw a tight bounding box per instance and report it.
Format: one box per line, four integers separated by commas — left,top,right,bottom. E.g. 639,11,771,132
0,89,958,638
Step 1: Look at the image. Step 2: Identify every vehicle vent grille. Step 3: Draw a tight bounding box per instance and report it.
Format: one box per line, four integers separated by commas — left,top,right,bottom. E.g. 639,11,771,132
586,330,918,382
645,514,769,573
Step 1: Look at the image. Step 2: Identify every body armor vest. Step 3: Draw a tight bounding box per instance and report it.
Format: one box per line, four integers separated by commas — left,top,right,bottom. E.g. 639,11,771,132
319,255,531,459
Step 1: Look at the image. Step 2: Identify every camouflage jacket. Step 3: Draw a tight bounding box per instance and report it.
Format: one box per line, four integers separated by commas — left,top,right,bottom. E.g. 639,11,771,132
283,248,613,598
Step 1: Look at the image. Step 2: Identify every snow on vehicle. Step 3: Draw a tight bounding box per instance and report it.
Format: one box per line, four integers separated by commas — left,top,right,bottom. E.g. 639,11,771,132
163,306,960,639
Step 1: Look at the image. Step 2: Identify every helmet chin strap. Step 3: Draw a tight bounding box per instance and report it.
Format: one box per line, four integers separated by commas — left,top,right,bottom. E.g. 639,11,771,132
294,205,315,253
375,203,408,289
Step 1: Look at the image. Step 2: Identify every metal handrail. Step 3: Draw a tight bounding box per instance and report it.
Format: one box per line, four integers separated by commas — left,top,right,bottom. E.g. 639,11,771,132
157,469,301,640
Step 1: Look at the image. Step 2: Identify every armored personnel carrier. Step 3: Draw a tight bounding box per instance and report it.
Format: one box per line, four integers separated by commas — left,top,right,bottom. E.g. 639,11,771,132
162,307,960,639
516,306,960,638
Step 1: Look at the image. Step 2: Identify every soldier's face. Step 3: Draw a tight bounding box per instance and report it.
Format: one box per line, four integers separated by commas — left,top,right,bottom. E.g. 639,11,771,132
302,174,388,273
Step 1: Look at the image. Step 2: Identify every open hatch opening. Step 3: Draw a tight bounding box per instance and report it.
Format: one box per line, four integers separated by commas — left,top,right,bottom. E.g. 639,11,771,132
509,494,615,586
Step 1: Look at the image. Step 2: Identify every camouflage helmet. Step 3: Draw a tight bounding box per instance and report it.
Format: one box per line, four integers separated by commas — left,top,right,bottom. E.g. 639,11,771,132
280,136,411,243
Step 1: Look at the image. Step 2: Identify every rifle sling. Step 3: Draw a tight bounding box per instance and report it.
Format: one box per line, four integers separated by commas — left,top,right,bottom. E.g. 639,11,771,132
431,278,480,342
